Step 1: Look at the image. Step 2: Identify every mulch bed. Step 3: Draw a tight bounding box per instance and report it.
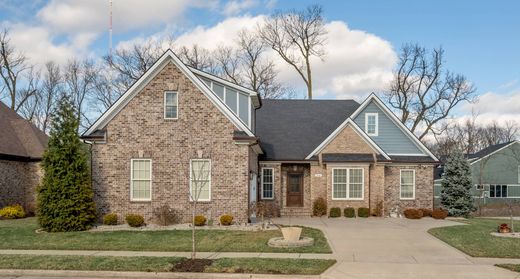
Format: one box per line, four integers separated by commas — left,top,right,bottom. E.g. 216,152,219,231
171,259,214,272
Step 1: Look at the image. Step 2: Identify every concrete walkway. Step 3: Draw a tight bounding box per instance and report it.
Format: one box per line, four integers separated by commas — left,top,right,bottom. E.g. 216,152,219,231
0,249,333,259
275,217,520,279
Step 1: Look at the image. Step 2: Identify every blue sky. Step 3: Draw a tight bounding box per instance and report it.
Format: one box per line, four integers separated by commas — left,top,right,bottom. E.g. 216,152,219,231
1,0,519,124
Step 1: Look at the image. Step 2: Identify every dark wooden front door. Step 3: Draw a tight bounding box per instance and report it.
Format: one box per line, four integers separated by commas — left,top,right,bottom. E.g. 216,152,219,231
287,173,303,207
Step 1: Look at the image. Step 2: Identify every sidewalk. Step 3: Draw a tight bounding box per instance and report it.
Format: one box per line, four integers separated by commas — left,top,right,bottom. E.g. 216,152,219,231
1,249,520,264
0,249,335,259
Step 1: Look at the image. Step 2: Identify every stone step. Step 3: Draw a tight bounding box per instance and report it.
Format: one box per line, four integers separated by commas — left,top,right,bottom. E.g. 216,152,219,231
280,207,312,217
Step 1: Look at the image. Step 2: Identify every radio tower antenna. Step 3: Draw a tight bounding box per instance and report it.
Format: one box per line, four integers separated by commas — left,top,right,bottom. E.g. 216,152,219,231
109,0,113,57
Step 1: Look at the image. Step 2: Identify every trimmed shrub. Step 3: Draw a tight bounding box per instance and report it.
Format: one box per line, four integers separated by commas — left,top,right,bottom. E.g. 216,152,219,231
404,208,423,219
194,215,207,226
220,214,233,226
357,207,370,218
329,207,341,218
419,208,433,217
344,207,355,218
125,214,145,227
312,197,327,217
37,97,96,232
153,204,179,226
0,205,25,219
432,208,449,219
103,213,118,225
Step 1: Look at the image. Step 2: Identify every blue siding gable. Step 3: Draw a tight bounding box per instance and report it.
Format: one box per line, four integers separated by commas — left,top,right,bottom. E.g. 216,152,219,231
353,101,424,155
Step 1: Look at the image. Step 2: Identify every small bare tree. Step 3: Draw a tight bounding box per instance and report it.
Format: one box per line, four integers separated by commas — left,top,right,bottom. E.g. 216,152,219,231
177,44,218,75
36,61,62,133
188,157,211,260
259,4,327,99
385,43,477,140
63,59,97,131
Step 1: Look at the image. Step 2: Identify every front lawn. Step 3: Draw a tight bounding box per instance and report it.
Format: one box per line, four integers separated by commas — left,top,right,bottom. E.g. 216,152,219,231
0,255,336,275
0,218,331,253
428,218,520,258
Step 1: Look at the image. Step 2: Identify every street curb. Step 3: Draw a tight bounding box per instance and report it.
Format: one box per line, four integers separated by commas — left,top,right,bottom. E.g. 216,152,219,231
0,269,321,278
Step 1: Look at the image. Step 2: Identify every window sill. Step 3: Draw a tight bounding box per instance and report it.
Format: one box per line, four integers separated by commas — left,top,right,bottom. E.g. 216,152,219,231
130,199,152,203
331,198,364,201
399,198,415,200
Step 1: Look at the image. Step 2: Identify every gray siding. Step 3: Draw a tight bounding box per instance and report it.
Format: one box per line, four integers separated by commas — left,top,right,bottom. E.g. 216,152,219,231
471,142,520,185
353,101,424,155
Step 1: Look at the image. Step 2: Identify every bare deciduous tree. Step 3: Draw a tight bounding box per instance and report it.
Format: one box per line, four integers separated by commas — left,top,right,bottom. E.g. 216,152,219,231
259,4,327,99
432,114,519,157
0,29,38,111
177,44,218,75
385,43,477,140
35,61,62,133
63,59,97,131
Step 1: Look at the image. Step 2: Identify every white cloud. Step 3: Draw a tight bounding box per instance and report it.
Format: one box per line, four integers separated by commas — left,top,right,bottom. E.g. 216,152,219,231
222,0,258,16
6,23,81,66
166,16,397,100
456,90,520,126
37,0,216,35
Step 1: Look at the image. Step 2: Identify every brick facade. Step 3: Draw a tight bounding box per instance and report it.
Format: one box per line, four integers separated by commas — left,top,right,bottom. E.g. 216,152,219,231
384,165,434,215
0,159,41,211
91,61,251,224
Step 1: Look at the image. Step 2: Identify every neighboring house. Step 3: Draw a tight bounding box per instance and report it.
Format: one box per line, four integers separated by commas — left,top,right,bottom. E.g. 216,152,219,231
434,141,520,206
0,102,48,211
81,50,439,223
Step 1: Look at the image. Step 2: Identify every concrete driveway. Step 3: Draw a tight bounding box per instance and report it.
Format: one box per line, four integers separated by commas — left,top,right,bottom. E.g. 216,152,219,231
274,217,520,279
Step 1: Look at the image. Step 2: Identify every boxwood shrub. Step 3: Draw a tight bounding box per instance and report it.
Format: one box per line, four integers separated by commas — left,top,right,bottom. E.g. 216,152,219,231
344,207,355,218
329,207,341,218
357,207,370,218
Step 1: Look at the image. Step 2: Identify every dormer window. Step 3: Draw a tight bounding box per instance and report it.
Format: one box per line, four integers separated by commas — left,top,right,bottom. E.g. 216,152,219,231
164,91,178,119
365,113,378,136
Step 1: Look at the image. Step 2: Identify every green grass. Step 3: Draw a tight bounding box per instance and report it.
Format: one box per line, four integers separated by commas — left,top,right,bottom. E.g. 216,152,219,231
206,257,336,275
496,264,520,273
0,218,331,253
428,218,520,258
0,255,336,275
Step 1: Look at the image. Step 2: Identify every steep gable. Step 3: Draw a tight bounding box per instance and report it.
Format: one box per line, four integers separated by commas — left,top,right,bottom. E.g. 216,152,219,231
83,50,253,138
353,100,423,155
321,124,380,155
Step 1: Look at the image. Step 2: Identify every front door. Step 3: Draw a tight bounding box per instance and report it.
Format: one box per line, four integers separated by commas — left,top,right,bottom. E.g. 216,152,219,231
286,173,303,207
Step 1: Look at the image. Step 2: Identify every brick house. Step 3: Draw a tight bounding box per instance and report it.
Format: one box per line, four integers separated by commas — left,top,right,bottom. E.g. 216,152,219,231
81,50,439,223
0,102,48,211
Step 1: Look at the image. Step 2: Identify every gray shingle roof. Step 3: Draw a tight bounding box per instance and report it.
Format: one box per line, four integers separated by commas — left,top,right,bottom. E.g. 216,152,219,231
0,101,48,160
256,99,360,160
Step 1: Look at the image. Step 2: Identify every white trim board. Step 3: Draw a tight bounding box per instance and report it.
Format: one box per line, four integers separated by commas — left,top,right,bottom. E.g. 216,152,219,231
305,118,391,160
83,50,254,137
349,93,439,161
470,141,519,165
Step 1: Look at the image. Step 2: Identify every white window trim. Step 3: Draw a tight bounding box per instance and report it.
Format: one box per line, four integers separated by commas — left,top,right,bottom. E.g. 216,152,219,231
365,113,378,136
400,169,415,200
164,91,178,120
331,167,364,200
189,159,212,202
130,159,152,202
518,165,520,184
261,168,274,200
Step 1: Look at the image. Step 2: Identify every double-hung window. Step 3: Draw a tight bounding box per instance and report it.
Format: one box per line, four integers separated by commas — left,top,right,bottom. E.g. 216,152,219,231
164,91,178,119
365,113,378,136
190,159,211,201
131,159,152,201
261,168,274,199
332,168,364,200
400,169,415,199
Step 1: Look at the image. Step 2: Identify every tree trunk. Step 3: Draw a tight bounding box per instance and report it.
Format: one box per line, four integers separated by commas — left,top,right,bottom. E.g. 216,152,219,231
191,202,196,259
